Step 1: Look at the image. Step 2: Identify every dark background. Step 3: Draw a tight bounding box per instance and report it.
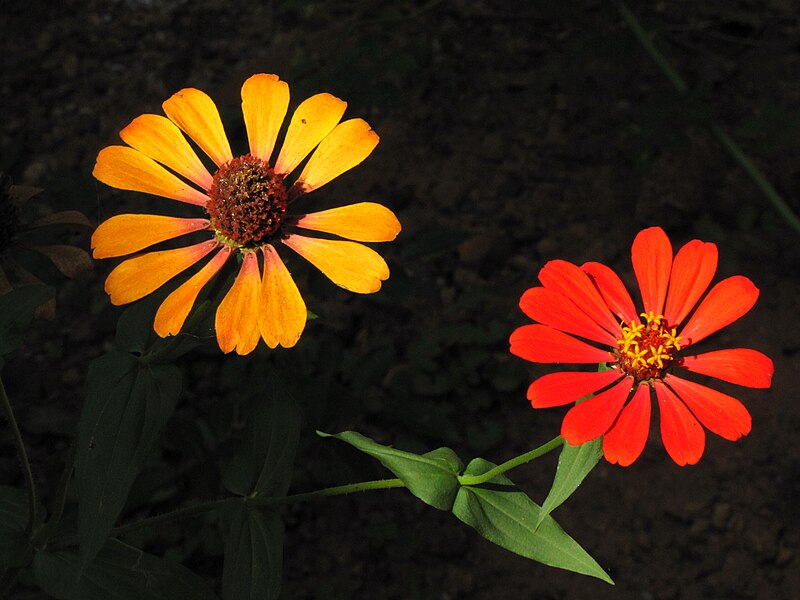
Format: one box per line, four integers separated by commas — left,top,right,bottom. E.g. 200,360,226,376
2,1,799,598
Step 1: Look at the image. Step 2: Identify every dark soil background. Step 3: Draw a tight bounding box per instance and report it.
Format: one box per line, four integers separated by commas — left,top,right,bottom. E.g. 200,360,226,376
2,1,799,599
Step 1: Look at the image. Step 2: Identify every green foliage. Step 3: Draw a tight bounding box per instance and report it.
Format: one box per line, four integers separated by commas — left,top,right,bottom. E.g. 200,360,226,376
453,458,613,584
0,284,54,361
221,501,284,600
537,438,603,527
0,485,39,567
223,369,301,498
32,539,218,600
75,351,182,572
320,431,462,511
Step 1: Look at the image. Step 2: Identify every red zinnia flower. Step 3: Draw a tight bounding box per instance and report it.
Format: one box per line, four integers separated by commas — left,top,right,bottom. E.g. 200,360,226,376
92,74,400,354
510,227,773,466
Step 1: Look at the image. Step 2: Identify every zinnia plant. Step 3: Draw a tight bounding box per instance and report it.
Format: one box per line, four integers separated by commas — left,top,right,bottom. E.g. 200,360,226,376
92,73,401,354
510,226,774,466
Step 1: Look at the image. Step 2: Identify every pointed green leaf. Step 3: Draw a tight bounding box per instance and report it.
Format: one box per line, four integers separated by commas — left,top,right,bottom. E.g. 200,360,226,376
32,539,218,600
75,351,182,572
0,485,38,567
223,370,300,498
221,501,284,600
114,297,160,354
320,430,462,511
0,285,54,356
453,458,613,584
537,438,602,527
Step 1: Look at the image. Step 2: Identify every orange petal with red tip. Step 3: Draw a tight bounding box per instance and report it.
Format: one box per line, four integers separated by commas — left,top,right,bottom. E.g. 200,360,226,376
582,261,638,325
292,119,379,195
538,260,621,335
509,324,614,364
560,377,632,445
665,375,751,441
679,348,773,388
162,87,233,168
654,381,705,466
258,244,306,349
273,93,346,176
92,214,210,259
293,202,401,242
215,251,261,355
93,146,209,206
154,247,231,337
282,234,388,293
663,240,718,327
241,74,290,163
104,240,217,306
120,114,213,190
519,286,618,346
678,275,759,346
527,369,623,408
602,384,651,466
631,227,672,317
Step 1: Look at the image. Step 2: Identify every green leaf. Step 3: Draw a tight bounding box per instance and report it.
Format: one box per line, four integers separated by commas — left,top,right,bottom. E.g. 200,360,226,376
320,431,462,511
537,438,602,527
0,486,36,567
114,297,160,354
75,351,182,572
452,458,613,584
0,285,54,356
223,370,301,497
32,539,218,600
221,501,284,600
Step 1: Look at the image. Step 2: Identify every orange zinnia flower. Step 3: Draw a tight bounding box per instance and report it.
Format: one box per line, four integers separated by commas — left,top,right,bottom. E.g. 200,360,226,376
510,227,773,466
92,74,400,354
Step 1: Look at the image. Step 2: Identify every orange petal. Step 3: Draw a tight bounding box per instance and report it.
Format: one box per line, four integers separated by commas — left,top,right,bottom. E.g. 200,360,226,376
654,380,705,466
282,234,388,293
631,226,672,317
678,348,773,388
291,119,378,195
602,384,651,467
678,276,759,346
258,244,306,348
154,247,231,337
241,74,290,163
582,261,638,325
560,377,632,446
273,93,346,176
92,214,210,259
104,240,217,306
215,251,262,355
93,146,209,206
162,87,233,168
293,202,401,242
120,114,214,190
663,240,718,327
664,375,751,441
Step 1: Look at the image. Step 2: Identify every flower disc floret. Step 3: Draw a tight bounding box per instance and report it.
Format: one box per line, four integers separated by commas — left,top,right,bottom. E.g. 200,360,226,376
206,154,288,247
616,312,682,382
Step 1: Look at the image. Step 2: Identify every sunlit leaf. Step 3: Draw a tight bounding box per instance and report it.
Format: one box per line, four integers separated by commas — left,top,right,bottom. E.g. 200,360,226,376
320,430,462,510
32,539,218,600
221,501,283,600
537,438,602,527
75,351,182,572
452,458,613,584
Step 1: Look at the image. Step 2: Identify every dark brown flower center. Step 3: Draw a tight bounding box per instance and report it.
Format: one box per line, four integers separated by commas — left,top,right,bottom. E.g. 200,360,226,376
206,154,288,247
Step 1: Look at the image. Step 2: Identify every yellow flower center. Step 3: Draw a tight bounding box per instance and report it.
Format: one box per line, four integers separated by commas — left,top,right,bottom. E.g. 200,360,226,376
206,154,288,248
616,312,682,382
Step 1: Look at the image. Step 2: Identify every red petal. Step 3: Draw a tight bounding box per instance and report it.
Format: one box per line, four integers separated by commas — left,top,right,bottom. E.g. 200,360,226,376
527,369,623,408
519,286,617,346
664,375,752,441
663,240,718,327
632,227,672,317
678,276,759,346
679,348,773,388
582,261,638,325
603,384,652,467
654,381,705,466
510,324,613,364
538,260,621,335
561,377,632,445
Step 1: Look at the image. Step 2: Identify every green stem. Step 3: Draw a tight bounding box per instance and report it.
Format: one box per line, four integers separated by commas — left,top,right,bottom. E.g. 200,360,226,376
457,436,563,486
0,375,38,534
247,478,406,508
613,0,800,236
